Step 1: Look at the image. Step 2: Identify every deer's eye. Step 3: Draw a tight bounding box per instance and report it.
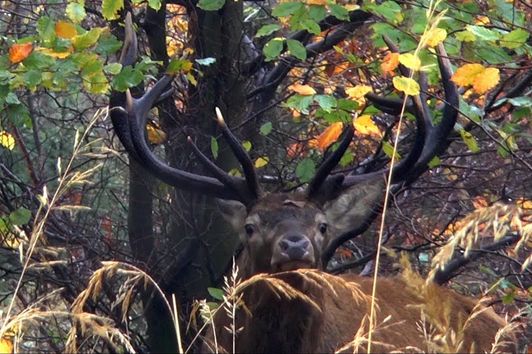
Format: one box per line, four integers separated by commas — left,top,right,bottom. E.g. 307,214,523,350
244,224,255,238
319,223,328,234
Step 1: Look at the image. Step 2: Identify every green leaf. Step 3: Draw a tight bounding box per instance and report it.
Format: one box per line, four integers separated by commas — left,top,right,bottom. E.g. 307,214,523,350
197,0,225,11
256,24,281,38
95,34,122,55
111,65,143,92
309,5,327,22
314,95,336,113
507,96,532,108
73,27,105,50
260,122,273,136
272,2,303,17
242,140,252,152
286,39,307,60
465,25,500,41
210,137,219,159
37,16,56,42
428,156,441,168
5,92,20,105
66,2,87,23
337,99,359,112
500,29,529,49
102,0,124,20
167,59,193,74
22,52,55,70
301,19,321,35
382,141,401,160
9,207,31,225
329,4,349,21
296,158,315,183
459,129,480,153
285,95,313,114
104,63,122,74
23,70,42,90
455,30,476,42
368,1,403,24
207,287,224,300
148,0,162,10
263,38,284,61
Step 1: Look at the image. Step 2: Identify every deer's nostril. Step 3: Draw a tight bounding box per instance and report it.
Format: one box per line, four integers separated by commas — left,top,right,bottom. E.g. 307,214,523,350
278,235,310,260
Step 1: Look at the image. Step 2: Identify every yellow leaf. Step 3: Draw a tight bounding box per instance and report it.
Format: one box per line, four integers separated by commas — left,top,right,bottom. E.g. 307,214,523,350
288,84,316,96
254,156,269,168
345,85,372,106
398,53,421,71
306,0,327,4
392,76,420,96
451,63,485,87
380,52,399,76
9,43,33,64
473,67,499,94
0,131,15,150
146,123,167,145
516,198,532,210
55,20,77,39
0,338,13,354
313,122,344,151
423,28,447,47
353,115,381,136
36,47,73,59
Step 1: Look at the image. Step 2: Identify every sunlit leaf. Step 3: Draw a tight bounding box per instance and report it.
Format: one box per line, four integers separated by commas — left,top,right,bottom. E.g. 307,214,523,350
353,115,381,136
66,2,86,23
102,0,124,20
472,67,499,94
459,129,480,153
288,84,316,96
398,53,421,71
465,25,500,41
195,57,216,66
73,27,105,50
423,28,447,47
254,156,269,168
55,20,77,39
500,29,529,49
0,131,15,150
392,76,420,96
345,85,372,105
0,338,13,354
9,43,33,64
455,31,476,42
451,63,485,87
37,47,72,59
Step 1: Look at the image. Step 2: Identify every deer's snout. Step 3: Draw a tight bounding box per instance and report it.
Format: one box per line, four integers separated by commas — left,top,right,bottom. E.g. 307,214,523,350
272,234,315,270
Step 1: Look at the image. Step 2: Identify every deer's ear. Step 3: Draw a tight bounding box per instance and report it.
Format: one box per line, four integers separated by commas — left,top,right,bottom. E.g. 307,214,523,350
324,179,385,235
217,199,247,231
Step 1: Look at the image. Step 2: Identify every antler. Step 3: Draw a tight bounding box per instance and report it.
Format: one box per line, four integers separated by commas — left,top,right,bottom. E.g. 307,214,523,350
109,13,259,205
307,43,458,202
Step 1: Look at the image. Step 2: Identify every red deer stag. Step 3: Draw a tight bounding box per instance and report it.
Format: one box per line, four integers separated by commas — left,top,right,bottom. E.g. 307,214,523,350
110,14,514,354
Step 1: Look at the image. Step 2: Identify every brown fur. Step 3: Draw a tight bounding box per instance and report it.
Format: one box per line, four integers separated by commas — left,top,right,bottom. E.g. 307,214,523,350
204,270,514,353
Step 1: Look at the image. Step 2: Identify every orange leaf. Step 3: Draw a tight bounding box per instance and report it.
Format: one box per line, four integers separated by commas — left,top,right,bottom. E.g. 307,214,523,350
473,67,499,94
288,84,316,96
451,63,485,87
55,20,77,39
314,122,343,151
306,0,327,4
380,52,399,76
9,43,33,64
287,142,305,158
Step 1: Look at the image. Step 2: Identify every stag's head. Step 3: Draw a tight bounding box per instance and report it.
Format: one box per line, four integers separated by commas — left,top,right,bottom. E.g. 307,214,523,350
110,13,458,277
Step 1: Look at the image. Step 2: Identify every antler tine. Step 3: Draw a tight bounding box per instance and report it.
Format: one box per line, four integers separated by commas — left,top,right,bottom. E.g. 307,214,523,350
215,107,261,200
109,13,253,203
187,136,254,204
307,125,354,199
